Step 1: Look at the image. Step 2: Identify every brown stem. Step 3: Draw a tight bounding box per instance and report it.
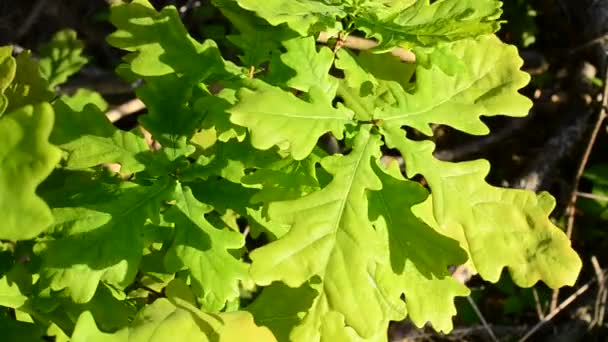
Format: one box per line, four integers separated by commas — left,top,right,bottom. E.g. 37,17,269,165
550,61,608,312
317,31,416,63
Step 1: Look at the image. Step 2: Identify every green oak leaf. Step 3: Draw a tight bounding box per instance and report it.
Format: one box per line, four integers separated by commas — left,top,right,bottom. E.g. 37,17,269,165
280,36,338,97
335,49,415,92
51,94,148,174
193,88,247,143
243,154,321,204
234,0,346,35
4,51,53,113
20,282,136,336
246,281,318,342
38,174,175,303
108,0,227,80
250,128,399,340
229,82,354,160
215,0,297,67
0,46,16,115
183,137,281,183
355,0,502,50
375,35,532,135
383,126,582,288
0,274,29,309
368,161,469,332
335,48,416,121
39,29,88,88
164,184,248,311
136,74,201,159
0,318,45,342
72,297,275,342
0,104,60,240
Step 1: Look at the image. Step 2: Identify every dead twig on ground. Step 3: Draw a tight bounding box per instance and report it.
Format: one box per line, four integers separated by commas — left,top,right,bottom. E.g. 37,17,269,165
466,296,498,342
519,267,608,342
591,256,606,327
532,288,546,320
551,58,608,312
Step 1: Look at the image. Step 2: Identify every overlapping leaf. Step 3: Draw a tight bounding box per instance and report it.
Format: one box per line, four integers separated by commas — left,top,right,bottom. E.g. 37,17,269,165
39,29,88,88
246,281,318,342
234,0,346,35
107,0,227,79
136,74,201,159
250,128,401,340
383,128,582,288
215,0,297,67
279,36,338,96
4,51,53,113
355,0,502,50
51,92,149,174
0,104,60,240
164,184,248,311
229,82,354,160
368,162,468,332
72,297,276,342
38,173,175,303
338,35,532,135
0,46,16,114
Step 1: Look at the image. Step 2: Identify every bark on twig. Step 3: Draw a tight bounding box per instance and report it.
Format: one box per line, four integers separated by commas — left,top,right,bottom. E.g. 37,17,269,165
518,268,608,342
106,98,145,123
317,31,416,63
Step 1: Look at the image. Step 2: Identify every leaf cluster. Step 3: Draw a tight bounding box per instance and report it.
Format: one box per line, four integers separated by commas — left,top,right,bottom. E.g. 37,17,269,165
0,1,581,341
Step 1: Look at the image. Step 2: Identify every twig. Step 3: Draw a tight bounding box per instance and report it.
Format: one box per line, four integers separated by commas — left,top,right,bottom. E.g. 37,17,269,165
466,296,498,342
396,324,528,341
576,191,608,202
512,107,593,191
570,34,608,55
591,256,606,327
532,288,545,320
106,98,145,123
16,0,50,40
551,58,608,311
317,31,416,63
519,268,608,342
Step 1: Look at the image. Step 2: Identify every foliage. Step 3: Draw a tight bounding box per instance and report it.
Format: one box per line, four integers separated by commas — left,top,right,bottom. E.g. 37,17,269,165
0,0,582,341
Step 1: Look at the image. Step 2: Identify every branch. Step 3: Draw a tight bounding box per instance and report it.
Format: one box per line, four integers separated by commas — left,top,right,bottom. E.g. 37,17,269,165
518,268,608,342
317,32,416,63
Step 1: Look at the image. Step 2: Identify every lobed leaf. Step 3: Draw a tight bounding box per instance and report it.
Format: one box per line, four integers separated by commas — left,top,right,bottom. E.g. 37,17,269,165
279,36,338,96
338,35,532,135
234,0,346,36
72,297,275,342
250,128,399,339
51,92,148,174
4,51,53,113
0,46,16,115
38,174,175,303
108,0,227,79
383,127,582,288
38,29,88,88
355,0,502,50
369,162,469,332
0,104,60,240
164,184,248,311
229,82,354,160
